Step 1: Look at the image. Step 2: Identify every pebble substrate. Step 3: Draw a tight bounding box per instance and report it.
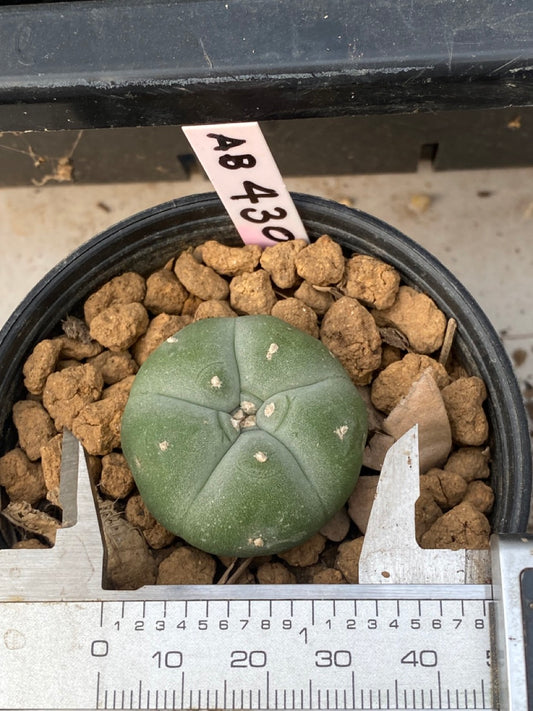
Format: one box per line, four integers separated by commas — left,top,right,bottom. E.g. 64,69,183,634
0,235,494,587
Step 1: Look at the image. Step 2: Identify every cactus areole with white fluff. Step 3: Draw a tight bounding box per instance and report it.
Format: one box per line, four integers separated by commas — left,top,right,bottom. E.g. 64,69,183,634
121,315,367,557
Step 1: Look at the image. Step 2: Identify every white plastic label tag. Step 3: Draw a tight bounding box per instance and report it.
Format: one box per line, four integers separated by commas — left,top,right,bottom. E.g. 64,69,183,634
182,122,309,248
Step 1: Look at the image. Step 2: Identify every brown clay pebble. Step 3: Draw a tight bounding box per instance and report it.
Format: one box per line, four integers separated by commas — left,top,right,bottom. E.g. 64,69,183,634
99,452,135,499
144,269,188,315
335,537,364,584
415,491,443,541
88,350,138,384
157,546,216,585
43,363,104,430
229,269,277,314
22,339,63,395
40,433,63,494
194,300,238,320
102,375,136,405
238,570,257,585
201,240,262,276
181,294,203,316
420,502,490,550
295,234,345,286
441,377,489,446
57,358,82,370
419,468,468,510
270,297,319,338
143,522,176,550
277,533,326,567
71,397,125,456
174,251,229,301
87,455,103,484
311,568,346,584
293,281,334,315
463,480,494,514
125,493,157,530
84,272,146,325
132,313,189,365
12,400,56,462
381,344,403,369
256,561,296,584
343,254,400,309
89,302,149,352
320,507,351,542
0,448,46,504
370,353,450,414
259,239,307,288
12,538,49,549
444,447,491,482
320,296,382,385
56,336,103,360
372,285,447,354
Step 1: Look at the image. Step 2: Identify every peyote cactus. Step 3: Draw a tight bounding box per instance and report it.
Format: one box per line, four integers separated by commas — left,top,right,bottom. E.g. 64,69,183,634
121,315,367,557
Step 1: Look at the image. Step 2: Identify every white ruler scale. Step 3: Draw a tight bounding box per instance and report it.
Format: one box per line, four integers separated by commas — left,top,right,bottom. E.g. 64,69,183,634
2,592,493,711
0,428,529,711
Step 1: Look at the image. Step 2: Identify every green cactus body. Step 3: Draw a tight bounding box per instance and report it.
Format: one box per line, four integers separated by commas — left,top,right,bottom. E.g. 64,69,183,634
121,315,367,557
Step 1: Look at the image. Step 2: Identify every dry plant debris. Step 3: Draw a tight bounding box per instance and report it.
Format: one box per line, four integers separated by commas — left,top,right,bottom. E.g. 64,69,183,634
0,234,494,587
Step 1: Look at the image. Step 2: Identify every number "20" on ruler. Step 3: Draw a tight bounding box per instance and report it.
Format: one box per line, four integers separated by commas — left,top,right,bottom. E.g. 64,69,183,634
207,131,296,243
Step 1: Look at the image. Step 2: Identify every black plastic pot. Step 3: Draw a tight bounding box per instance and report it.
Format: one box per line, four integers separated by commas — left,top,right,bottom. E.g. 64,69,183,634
0,192,530,539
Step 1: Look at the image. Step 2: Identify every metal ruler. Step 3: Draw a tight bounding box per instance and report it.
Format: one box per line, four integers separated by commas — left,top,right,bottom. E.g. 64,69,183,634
0,428,530,711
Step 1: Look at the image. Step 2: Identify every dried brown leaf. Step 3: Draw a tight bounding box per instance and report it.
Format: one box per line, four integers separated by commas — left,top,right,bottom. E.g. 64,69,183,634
383,370,452,473
379,327,410,350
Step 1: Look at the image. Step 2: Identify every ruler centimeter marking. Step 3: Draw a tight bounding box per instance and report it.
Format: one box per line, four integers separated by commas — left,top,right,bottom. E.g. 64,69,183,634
0,596,495,711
